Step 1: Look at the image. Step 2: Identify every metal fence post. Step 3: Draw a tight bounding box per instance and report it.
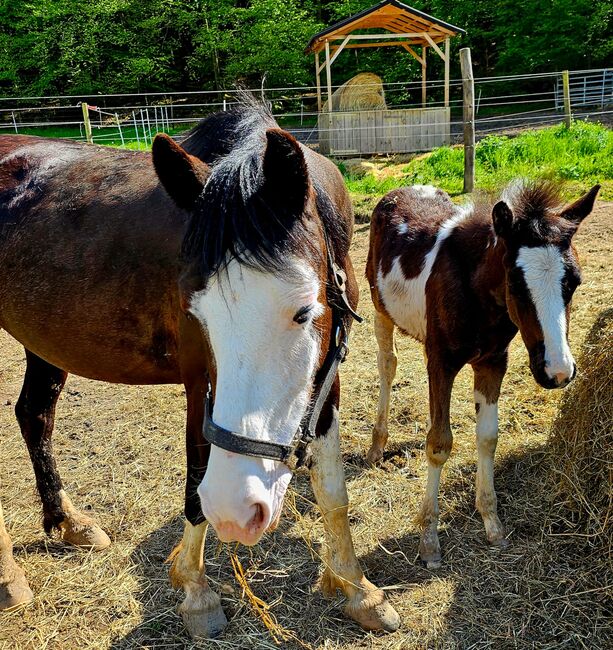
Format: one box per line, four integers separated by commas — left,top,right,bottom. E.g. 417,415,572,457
460,48,475,194
115,113,125,146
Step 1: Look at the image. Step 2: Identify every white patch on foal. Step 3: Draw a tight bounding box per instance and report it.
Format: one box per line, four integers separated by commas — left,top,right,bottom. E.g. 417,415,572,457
516,245,575,380
377,208,469,341
190,256,323,545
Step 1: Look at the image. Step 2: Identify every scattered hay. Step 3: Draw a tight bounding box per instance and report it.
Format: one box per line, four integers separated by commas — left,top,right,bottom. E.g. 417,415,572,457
322,73,386,112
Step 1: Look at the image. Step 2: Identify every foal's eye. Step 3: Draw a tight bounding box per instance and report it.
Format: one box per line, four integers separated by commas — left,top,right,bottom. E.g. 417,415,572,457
293,306,313,324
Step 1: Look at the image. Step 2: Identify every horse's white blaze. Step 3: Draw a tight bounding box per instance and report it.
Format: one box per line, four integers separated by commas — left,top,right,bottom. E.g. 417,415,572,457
190,257,322,544
377,209,469,342
516,245,575,380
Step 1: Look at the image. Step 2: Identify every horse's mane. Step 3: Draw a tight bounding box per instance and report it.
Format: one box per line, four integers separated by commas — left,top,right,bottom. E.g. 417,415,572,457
500,179,573,243
180,98,349,279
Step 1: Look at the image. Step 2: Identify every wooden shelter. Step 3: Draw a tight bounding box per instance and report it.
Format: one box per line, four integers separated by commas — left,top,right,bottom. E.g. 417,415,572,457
305,1,465,155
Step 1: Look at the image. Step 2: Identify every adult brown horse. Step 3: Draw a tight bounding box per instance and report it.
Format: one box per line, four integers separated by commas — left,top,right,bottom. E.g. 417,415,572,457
366,181,599,568
0,102,399,636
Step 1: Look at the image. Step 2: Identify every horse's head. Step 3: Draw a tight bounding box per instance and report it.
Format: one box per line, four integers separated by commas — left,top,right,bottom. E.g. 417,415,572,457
152,125,350,545
492,180,599,389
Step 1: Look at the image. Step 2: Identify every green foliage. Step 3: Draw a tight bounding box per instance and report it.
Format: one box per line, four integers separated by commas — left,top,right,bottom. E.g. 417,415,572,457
0,1,610,97
342,121,613,199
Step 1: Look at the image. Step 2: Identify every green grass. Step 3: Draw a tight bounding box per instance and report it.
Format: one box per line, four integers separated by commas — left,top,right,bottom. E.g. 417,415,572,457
341,121,613,203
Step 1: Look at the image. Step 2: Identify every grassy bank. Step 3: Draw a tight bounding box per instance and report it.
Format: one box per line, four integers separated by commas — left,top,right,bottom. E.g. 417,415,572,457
340,121,613,219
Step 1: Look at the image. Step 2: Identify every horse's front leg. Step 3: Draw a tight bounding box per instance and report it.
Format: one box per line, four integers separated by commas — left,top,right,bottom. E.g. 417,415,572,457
472,355,509,547
309,396,400,632
169,521,226,638
169,376,227,639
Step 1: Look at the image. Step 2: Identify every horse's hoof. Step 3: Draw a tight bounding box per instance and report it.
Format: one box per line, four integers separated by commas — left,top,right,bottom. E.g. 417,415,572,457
0,572,34,611
419,530,442,569
489,536,510,549
181,602,228,639
365,446,383,466
345,579,400,632
59,515,111,551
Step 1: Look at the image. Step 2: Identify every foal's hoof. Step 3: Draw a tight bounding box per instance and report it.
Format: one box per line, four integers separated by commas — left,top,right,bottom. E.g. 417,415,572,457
489,535,510,550
0,571,33,611
180,600,228,639
59,515,111,551
365,445,384,466
345,579,400,632
419,528,442,569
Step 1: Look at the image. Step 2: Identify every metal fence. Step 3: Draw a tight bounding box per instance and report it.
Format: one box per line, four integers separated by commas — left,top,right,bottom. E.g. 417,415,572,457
0,67,611,153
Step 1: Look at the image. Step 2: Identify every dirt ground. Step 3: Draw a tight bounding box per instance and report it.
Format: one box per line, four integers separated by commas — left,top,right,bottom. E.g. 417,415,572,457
1,200,611,650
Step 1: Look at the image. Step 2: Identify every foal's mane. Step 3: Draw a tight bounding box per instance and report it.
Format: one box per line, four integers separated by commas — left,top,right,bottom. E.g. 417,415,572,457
180,99,347,279
500,179,573,242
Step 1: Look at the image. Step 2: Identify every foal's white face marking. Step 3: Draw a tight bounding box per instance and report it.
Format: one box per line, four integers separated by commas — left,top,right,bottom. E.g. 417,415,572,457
516,245,575,381
190,256,323,545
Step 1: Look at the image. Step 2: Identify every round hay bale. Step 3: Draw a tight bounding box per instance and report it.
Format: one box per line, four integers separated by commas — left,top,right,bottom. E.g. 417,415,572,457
322,72,386,112
548,307,612,542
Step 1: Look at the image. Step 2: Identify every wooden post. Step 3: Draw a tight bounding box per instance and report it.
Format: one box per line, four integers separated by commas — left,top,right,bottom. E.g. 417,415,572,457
115,113,125,146
460,47,475,194
81,102,93,144
315,51,322,112
562,70,572,128
325,40,333,112
444,37,450,108
421,46,427,107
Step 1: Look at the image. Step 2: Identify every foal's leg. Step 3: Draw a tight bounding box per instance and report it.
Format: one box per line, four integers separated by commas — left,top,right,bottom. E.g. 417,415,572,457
472,357,508,547
169,378,226,639
0,500,33,609
16,350,110,549
367,311,397,465
417,360,457,569
310,399,400,631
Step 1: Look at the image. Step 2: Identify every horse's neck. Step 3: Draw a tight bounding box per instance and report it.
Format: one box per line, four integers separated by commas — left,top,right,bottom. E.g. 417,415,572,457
474,237,508,311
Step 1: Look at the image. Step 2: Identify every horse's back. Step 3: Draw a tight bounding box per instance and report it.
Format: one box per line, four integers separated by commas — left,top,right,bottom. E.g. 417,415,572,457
0,136,186,384
367,185,463,341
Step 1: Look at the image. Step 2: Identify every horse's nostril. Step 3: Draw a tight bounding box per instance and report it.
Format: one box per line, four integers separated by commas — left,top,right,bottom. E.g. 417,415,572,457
248,503,268,533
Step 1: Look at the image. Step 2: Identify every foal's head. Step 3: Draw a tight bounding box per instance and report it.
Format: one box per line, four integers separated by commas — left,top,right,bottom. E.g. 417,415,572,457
152,116,345,545
492,180,599,389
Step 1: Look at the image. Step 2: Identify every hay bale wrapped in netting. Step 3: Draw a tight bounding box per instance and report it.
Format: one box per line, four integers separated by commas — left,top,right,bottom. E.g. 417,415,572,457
547,307,612,553
322,72,386,112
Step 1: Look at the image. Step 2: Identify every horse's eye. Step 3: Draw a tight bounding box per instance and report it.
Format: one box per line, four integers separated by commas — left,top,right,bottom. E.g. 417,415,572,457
293,305,313,324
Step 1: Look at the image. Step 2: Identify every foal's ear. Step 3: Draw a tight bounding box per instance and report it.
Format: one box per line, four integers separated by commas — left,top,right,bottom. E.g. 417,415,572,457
261,128,309,215
492,201,514,237
560,184,600,225
152,134,210,211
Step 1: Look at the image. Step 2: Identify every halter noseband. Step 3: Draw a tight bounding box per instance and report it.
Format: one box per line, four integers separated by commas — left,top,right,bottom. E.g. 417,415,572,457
202,235,361,470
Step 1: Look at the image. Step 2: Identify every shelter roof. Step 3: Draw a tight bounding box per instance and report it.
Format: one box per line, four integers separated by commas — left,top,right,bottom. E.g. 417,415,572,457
306,1,465,53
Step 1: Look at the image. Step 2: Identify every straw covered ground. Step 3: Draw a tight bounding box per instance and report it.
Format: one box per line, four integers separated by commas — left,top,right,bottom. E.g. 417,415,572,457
0,199,611,650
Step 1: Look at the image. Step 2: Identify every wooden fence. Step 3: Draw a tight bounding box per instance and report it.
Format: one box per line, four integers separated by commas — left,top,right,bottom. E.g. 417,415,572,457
318,107,450,156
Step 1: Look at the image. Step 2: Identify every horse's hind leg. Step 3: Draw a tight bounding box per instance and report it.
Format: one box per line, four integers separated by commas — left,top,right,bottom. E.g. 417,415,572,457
367,310,397,465
16,349,110,549
0,499,33,609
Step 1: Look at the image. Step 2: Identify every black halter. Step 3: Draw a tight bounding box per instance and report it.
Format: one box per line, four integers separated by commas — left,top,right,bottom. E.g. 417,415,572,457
202,235,361,470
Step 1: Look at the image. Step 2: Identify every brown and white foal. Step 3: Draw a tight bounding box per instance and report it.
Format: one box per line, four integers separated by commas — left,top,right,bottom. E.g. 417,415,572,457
366,181,599,567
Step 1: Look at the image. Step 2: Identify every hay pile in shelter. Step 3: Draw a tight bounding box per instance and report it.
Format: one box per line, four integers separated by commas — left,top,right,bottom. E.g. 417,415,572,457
322,72,386,112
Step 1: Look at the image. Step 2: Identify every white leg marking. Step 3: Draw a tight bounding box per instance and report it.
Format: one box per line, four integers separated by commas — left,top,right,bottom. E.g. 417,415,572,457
377,208,471,341
170,521,227,638
310,407,400,631
516,245,575,379
474,391,506,545
418,461,443,568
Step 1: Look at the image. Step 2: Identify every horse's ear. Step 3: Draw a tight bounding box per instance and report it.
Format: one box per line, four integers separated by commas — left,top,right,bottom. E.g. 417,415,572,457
492,201,514,237
261,128,309,215
560,184,600,225
152,134,210,210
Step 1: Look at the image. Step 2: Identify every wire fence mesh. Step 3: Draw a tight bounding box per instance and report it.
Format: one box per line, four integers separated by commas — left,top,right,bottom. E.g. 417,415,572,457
1,67,611,153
